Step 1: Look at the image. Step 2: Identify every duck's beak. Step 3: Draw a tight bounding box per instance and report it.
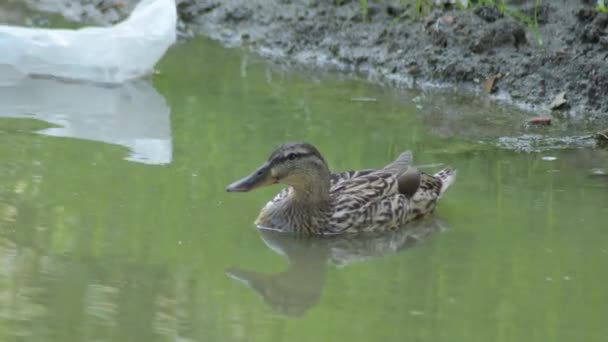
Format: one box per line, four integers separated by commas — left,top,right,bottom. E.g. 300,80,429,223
226,162,277,192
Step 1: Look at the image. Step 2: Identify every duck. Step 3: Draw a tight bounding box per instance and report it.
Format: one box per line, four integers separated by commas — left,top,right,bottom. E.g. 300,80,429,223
226,142,456,235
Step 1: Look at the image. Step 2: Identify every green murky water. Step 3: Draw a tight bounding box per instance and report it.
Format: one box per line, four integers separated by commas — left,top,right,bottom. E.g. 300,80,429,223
1,37,607,342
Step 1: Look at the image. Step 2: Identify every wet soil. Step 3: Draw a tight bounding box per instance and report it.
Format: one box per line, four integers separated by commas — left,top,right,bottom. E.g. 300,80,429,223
182,0,608,123
8,0,608,124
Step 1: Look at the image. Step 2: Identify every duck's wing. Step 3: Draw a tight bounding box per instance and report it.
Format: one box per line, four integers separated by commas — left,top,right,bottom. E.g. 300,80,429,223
381,151,413,176
330,171,401,212
330,151,412,198
328,171,430,234
328,167,457,234
329,150,413,187
329,191,409,234
329,169,375,186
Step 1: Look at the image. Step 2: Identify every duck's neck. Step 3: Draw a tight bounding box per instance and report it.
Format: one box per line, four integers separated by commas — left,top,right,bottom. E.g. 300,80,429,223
261,169,332,234
286,173,331,204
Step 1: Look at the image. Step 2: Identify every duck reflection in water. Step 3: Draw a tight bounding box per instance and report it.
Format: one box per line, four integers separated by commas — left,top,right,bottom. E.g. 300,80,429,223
225,217,447,317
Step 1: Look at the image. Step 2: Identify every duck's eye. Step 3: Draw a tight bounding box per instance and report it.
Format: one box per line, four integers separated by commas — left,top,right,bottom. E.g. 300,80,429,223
287,153,297,160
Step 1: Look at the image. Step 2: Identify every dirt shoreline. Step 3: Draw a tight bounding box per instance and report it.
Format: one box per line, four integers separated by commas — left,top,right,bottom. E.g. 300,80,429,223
186,0,608,123
13,0,608,125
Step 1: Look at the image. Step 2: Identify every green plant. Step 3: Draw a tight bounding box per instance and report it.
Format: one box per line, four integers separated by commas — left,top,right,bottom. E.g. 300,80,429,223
499,0,543,46
360,0,368,20
477,0,506,13
597,2,608,14
413,0,433,16
362,0,437,21
461,0,545,46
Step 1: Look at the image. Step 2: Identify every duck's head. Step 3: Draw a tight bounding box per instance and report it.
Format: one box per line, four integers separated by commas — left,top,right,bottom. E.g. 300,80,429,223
226,142,330,193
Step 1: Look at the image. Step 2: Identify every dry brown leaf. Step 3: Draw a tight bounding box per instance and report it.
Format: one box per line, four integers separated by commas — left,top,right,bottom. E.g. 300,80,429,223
482,74,501,94
527,117,552,125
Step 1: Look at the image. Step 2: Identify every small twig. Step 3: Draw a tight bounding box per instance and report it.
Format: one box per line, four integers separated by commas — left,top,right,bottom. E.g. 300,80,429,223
350,97,378,102
415,163,445,169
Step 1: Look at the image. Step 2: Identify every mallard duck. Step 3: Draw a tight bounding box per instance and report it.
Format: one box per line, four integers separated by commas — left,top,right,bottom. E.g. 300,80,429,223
226,142,456,235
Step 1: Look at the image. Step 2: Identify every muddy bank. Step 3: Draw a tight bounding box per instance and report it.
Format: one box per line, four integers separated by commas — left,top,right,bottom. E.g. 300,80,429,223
180,0,607,121
11,0,608,124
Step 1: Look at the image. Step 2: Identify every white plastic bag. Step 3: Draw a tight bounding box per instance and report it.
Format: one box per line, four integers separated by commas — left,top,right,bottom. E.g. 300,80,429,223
0,0,176,84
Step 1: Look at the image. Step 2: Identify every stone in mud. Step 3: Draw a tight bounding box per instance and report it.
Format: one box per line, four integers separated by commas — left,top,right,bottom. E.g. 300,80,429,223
576,7,596,22
224,6,253,22
591,11,608,29
364,2,382,19
521,3,551,25
585,65,608,111
470,20,527,53
386,4,406,18
474,6,503,23
440,61,475,82
177,1,219,22
596,129,608,148
577,10,608,44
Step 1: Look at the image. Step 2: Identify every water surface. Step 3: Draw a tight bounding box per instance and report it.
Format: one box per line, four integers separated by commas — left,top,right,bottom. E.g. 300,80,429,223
0,37,607,342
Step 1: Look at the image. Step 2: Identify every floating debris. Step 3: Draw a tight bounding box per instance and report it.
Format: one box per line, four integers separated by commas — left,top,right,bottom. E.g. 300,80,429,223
542,156,557,161
589,168,608,178
350,97,377,102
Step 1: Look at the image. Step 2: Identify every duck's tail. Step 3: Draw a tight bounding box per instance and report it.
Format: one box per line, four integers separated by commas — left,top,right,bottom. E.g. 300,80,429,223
383,151,413,175
434,167,457,199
